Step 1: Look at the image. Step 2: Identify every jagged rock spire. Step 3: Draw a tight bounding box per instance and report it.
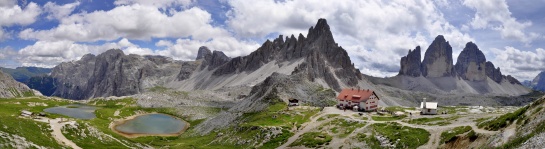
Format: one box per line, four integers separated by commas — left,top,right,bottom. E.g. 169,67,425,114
421,35,455,77
399,46,422,77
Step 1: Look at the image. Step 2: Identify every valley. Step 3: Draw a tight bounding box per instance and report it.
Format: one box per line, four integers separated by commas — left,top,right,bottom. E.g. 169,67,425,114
1,92,544,148
1,18,545,149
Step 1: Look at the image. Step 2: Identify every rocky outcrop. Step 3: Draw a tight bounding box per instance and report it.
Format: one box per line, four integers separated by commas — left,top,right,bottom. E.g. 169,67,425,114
213,18,362,91
51,49,190,99
195,46,230,70
454,42,487,81
421,35,455,77
485,61,503,83
196,46,212,60
399,46,422,77
0,71,34,98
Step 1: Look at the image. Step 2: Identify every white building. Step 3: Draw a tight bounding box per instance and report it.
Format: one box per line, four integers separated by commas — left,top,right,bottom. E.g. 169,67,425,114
420,98,438,115
336,88,380,111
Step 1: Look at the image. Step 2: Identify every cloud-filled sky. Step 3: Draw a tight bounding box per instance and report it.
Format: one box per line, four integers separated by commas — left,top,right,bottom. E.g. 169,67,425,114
0,0,544,81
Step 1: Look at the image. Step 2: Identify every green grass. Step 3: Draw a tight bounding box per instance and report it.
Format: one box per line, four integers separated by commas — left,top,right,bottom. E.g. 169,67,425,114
318,114,340,121
372,115,407,121
0,97,70,148
242,103,319,127
371,122,429,149
260,129,293,149
408,116,459,126
385,106,416,112
289,132,332,148
478,106,528,131
354,133,382,149
320,118,366,138
440,126,472,143
62,121,130,148
0,94,319,149
438,106,468,114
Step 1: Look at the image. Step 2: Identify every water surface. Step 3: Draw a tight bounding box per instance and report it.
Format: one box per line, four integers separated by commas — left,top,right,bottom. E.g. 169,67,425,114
44,104,97,119
114,113,186,134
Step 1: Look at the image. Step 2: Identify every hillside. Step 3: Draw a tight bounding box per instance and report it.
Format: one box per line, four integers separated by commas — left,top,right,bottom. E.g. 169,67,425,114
0,71,36,98
0,67,52,83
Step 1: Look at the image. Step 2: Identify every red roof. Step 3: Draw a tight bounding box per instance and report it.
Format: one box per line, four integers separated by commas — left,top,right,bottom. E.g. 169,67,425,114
336,89,376,102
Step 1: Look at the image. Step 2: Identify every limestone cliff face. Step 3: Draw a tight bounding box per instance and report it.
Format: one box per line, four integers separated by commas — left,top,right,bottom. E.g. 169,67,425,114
213,19,362,91
195,46,230,70
454,42,487,81
421,35,455,77
399,46,422,77
51,49,189,99
0,71,34,98
485,61,503,83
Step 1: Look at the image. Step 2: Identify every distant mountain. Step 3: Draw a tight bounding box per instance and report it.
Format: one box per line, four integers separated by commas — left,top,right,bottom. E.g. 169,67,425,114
45,19,374,103
0,67,52,83
0,71,35,98
369,35,528,96
524,71,545,91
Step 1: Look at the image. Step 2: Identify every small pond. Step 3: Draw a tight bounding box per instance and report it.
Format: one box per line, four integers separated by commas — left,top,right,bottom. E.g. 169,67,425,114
43,104,97,119
114,113,187,135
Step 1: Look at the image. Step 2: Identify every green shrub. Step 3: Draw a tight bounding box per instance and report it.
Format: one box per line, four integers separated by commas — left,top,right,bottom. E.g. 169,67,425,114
478,106,528,131
372,122,429,149
289,132,332,148
440,126,472,143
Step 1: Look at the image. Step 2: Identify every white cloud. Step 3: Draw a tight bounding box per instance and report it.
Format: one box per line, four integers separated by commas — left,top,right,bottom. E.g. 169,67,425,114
490,46,545,80
15,35,259,67
0,0,16,7
226,0,474,77
0,2,42,41
0,2,42,27
155,40,173,47
44,1,80,20
19,5,226,42
114,0,194,9
463,0,540,45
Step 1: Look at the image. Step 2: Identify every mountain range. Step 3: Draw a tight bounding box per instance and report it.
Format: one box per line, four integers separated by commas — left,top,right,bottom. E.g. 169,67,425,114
2,19,532,107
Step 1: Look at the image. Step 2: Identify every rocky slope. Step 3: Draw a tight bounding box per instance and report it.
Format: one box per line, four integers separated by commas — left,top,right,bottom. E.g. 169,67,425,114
49,50,190,99
0,70,35,98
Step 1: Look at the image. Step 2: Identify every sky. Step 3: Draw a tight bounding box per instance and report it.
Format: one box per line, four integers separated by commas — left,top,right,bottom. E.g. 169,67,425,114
0,0,544,81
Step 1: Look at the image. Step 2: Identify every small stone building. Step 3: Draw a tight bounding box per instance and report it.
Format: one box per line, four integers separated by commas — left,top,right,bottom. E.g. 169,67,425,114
420,98,438,115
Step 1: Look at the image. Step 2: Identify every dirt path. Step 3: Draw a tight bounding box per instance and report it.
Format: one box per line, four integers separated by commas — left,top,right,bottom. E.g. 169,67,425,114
277,112,330,149
34,118,82,149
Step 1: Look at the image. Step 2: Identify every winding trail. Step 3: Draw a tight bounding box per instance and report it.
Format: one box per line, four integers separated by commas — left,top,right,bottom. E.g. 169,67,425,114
34,118,82,149
277,107,505,149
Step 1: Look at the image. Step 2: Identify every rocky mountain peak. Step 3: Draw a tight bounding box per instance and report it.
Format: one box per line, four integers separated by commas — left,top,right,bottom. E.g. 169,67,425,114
212,18,361,91
399,46,422,77
421,35,454,77
454,42,487,81
307,18,335,43
196,46,212,60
